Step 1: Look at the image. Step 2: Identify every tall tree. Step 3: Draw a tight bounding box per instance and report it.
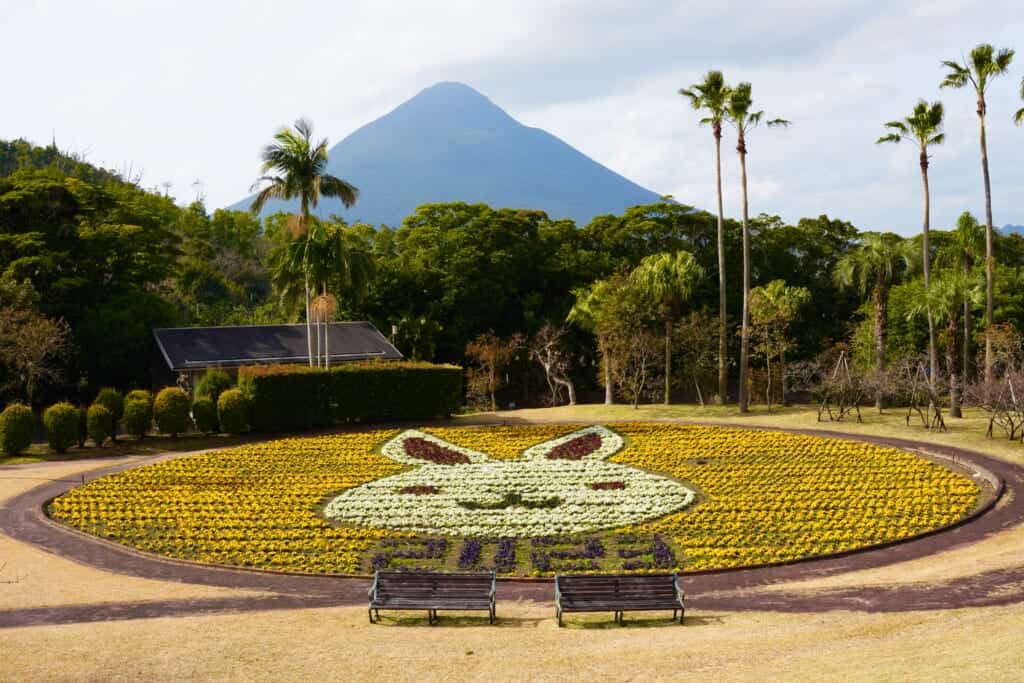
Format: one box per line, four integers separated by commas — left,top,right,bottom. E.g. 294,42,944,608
749,280,810,409
724,82,790,413
938,212,985,404
680,71,732,404
876,99,945,391
567,278,619,405
907,271,983,419
629,250,704,404
834,233,914,409
941,44,1016,387
250,118,359,366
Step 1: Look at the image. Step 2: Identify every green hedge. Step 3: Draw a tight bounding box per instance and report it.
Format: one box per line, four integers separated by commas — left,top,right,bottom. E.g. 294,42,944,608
238,362,463,432
0,403,35,455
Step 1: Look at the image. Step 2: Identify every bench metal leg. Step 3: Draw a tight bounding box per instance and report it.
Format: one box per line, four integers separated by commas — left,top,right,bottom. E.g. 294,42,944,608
368,607,375,624
679,607,685,624
490,606,496,625
557,609,563,628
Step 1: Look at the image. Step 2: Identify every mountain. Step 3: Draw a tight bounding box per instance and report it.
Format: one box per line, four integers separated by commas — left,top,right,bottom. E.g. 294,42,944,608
1002,224,1024,236
232,82,662,226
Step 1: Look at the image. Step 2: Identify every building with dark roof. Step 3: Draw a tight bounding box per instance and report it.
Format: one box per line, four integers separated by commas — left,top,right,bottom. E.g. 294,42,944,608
152,322,403,389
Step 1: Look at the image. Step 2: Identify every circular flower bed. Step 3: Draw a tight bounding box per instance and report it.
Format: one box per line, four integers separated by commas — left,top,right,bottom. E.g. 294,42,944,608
48,424,980,575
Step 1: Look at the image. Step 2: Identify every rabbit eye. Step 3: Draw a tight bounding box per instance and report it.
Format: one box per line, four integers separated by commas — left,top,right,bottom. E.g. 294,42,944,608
546,433,603,460
398,485,441,495
403,437,471,464
589,481,626,491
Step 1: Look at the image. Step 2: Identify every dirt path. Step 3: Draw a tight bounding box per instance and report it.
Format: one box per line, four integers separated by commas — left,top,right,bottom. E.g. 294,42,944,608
2,425,1023,628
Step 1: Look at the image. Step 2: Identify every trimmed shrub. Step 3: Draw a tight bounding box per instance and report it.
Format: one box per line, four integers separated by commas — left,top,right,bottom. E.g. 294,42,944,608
94,388,124,441
192,397,218,434
123,398,152,439
86,404,112,447
217,389,250,434
77,407,88,448
194,369,233,404
239,362,463,432
126,389,153,404
43,402,79,453
154,387,191,437
0,403,35,455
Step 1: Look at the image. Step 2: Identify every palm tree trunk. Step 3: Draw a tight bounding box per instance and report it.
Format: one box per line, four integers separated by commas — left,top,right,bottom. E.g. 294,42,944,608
921,155,937,392
874,281,888,411
963,257,972,392
664,318,672,405
949,314,962,418
738,136,751,413
304,273,314,368
979,105,995,389
324,287,330,370
713,125,728,405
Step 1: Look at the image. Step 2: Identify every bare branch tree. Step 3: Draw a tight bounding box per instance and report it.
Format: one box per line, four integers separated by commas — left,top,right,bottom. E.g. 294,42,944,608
529,323,576,406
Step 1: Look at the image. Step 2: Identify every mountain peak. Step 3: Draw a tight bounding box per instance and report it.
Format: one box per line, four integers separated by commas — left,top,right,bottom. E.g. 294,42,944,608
390,81,514,129
233,83,662,226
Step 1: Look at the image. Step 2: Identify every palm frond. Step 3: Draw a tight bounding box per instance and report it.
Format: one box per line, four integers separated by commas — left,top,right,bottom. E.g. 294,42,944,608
319,175,360,208
766,118,790,127
876,134,902,145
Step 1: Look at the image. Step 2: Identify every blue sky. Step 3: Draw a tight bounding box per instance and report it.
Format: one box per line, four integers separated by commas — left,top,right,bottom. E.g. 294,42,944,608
2,0,1022,233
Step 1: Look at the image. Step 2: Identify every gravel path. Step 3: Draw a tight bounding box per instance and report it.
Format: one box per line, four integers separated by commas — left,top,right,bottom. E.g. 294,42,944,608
1,424,1022,627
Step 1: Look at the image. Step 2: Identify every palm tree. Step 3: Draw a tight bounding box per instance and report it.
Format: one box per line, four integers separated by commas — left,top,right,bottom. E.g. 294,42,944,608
749,280,811,408
834,233,914,409
937,211,985,404
907,271,984,418
680,71,731,404
629,251,705,404
567,279,617,405
270,221,375,368
941,44,1015,387
876,100,945,391
250,118,359,367
724,82,790,413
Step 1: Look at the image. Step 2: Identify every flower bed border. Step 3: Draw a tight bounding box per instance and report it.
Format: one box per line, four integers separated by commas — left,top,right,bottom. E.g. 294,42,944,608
29,422,1005,583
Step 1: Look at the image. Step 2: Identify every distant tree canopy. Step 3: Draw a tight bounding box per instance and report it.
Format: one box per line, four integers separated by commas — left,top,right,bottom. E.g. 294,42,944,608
2,138,1023,408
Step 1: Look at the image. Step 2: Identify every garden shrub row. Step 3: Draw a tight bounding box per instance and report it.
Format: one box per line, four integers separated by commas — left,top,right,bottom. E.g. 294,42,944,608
238,362,463,432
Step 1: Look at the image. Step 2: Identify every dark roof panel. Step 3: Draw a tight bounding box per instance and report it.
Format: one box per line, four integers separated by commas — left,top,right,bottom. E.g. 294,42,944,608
153,322,403,371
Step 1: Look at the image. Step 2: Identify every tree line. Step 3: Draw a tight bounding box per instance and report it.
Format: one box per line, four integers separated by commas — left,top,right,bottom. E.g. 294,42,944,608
2,39,1023,413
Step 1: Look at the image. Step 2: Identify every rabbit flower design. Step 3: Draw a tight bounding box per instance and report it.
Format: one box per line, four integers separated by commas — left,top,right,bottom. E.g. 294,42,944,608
322,426,696,537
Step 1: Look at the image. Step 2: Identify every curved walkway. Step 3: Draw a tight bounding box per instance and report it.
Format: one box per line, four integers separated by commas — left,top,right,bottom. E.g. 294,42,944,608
2,424,1023,627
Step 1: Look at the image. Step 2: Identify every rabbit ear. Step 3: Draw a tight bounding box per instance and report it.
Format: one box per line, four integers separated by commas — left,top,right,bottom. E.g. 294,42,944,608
521,425,624,462
379,429,492,466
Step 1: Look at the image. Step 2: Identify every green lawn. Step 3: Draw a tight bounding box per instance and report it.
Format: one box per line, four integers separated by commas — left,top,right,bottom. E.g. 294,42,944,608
0,433,254,466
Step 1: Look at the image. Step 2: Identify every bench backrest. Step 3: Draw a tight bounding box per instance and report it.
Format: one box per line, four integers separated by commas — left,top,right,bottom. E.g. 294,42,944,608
374,571,495,597
557,573,680,598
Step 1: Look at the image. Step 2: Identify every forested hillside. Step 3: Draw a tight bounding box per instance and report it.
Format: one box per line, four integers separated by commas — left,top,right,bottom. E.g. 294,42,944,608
3,138,1023,409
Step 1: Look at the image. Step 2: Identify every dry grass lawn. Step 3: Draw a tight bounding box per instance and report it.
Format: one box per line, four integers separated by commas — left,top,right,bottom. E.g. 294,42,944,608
3,602,1023,681
3,406,1024,680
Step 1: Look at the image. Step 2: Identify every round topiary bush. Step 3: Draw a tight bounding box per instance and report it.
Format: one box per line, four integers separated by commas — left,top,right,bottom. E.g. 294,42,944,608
94,388,124,441
86,404,112,447
77,407,88,448
43,402,79,453
126,389,153,405
123,398,152,439
217,389,250,435
192,397,218,434
154,387,191,437
194,370,233,405
0,403,35,455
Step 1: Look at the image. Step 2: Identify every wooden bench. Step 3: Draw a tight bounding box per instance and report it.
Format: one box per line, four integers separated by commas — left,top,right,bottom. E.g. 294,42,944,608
555,573,685,626
368,571,496,624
